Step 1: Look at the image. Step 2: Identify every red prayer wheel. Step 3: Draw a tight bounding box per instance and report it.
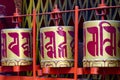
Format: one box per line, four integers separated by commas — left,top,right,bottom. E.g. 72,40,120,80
40,26,74,67
83,20,120,67
1,28,32,66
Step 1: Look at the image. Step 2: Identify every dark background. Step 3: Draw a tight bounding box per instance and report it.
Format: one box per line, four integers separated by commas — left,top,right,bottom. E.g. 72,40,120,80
0,0,15,28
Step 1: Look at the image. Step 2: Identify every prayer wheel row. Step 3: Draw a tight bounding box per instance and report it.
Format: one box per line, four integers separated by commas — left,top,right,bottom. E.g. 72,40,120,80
1,20,120,67
1,26,74,67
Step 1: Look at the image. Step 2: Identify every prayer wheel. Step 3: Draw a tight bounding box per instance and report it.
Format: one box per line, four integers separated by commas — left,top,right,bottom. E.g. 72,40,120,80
40,26,74,67
1,28,32,66
83,20,120,67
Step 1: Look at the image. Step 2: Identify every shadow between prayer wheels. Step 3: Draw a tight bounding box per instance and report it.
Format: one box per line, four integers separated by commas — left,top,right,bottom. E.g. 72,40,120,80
0,4,6,65
40,26,74,67
1,28,32,66
83,20,120,67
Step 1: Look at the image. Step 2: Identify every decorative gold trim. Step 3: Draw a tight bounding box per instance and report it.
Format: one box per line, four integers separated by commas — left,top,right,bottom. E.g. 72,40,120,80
83,60,120,67
2,59,32,66
41,60,73,67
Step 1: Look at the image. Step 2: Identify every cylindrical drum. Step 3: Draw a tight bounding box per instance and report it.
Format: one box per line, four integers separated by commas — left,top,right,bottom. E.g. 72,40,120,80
1,28,32,66
40,26,74,67
83,20,120,67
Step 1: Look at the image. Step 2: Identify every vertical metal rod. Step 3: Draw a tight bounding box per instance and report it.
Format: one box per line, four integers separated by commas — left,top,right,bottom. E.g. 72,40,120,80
101,0,104,4
101,0,105,20
17,72,20,80
101,14,105,20
32,9,37,80
55,19,58,26
74,6,79,80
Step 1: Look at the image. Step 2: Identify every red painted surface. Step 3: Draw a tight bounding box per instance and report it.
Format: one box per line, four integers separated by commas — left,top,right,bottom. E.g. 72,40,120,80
0,0,15,28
